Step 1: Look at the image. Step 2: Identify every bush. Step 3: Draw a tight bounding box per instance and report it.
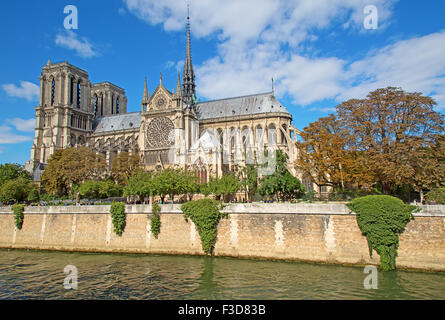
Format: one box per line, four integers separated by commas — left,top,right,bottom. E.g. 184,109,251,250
347,195,417,271
425,188,445,205
151,202,161,239
181,199,227,254
12,204,25,229
110,202,126,236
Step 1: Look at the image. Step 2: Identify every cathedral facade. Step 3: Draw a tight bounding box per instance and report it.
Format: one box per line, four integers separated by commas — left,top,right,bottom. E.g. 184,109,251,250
26,16,303,187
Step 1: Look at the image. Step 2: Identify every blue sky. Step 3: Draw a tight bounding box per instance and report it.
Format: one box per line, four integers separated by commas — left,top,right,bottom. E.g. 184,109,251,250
1,0,445,165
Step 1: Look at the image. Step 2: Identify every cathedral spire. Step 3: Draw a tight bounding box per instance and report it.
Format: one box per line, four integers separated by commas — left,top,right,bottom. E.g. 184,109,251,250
182,8,196,107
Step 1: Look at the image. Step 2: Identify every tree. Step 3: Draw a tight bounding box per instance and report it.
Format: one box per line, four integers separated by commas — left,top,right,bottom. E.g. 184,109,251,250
336,87,444,195
178,169,200,202
202,174,241,202
0,177,33,204
41,147,107,197
0,163,30,188
78,180,122,199
151,168,185,203
111,152,141,185
240,164,259,200
259,150,305,201
123,170,153,201
296,115,373,191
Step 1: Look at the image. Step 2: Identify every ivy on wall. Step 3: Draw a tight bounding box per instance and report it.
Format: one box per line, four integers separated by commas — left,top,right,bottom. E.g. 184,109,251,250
12,204,25,230
181,199,227,255
151,202,161,239
110,202,126,236
348,195,417,271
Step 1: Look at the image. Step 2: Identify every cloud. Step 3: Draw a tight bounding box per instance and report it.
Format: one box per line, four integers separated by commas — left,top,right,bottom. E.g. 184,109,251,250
2,81,39,101
339,30,445,110
6,118,35,132
55,30,99,58
123,0,399,106
122,0,445,111
164,60,184,72
0,125,33,144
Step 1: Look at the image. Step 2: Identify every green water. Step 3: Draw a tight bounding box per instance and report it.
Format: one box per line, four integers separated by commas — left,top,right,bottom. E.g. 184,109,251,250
0,249,444,300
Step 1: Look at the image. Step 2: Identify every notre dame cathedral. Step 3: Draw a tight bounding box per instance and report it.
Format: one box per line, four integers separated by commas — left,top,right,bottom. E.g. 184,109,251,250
26,16,303,187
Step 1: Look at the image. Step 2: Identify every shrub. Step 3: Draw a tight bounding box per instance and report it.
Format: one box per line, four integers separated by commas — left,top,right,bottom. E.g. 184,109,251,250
181,199,227,254
425,188,445,205
151,202,161,239
347,195,417,271
110,202,126,236
12,204,25,230
0,177,31,204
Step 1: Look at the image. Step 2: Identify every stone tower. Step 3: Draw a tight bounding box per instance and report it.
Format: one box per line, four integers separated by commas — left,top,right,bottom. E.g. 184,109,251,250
182,13,196,108
26,61,93,178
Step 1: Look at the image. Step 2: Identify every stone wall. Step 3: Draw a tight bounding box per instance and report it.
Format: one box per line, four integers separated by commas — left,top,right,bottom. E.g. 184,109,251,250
0,204,444,272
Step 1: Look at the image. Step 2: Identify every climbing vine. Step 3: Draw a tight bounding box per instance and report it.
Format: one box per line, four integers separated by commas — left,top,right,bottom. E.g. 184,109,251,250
12,204,25,230
347,195,417,271
181,199,227,255
110,202,126,236
151,202,161,239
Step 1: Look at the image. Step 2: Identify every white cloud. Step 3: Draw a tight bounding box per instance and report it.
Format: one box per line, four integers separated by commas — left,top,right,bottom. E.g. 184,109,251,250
339,31,445,110
0,125,33,144
121,1,445,111
6,118,36,132
2,81,39,101
55,30,99,58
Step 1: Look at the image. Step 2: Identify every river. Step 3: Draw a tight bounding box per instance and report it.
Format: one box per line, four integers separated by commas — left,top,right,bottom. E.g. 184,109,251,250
0,249,444,300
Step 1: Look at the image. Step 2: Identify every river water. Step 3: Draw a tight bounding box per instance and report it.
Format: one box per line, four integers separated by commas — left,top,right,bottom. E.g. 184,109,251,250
0,249,444,300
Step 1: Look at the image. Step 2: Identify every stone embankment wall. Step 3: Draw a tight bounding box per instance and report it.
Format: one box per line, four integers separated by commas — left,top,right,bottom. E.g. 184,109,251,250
0,204,444,271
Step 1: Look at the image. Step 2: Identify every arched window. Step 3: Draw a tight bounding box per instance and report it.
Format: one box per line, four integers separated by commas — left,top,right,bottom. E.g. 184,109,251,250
77,80,81,108
51,78,55,106
116,97,120,114
70,115,74,127
70,77,75,105
268,124,277,145
94,95,98,117
101,94,104,116
111,95,114,115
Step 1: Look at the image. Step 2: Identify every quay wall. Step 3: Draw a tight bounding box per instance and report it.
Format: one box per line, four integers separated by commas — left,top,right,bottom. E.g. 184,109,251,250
0,204,444,271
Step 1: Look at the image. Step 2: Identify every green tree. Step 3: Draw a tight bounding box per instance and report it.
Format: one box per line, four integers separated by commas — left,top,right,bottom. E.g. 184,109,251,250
0,163,30,188
123,170,153,201
259,150,305,201
0,177,33,204
151,168,185,203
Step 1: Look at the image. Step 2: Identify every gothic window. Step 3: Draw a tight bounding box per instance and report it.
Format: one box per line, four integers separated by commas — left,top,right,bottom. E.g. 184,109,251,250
94,95,98,117
268,124,277,145
101,94,104,116
77,80,81,108
51,78,55,106
70,115,74,127
145,117,174,148
70,77,75,105
111,95,114,115
116,97,120,114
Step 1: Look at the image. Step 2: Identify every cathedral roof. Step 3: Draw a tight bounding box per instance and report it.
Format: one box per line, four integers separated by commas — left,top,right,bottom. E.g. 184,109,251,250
93,112,141,134
197,92,291,120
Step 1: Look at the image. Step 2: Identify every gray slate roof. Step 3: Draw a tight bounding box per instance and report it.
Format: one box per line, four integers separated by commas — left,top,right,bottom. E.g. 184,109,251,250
93,112,141,134
197,92,290,120
92,92,291,134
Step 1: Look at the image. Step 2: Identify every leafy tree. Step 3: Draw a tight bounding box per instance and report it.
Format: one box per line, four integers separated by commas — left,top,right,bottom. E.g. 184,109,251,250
111,152,141,185
78,180,122,199
0,177,33,204
41,147,107,197
425,188,445,205
337,87,444,195
0,163,30,188
151,168,190,203
123,170,153,200
202,174,241,202
296,114,373,191
240,164,259,200
259,150,305,201
179,169,200,202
